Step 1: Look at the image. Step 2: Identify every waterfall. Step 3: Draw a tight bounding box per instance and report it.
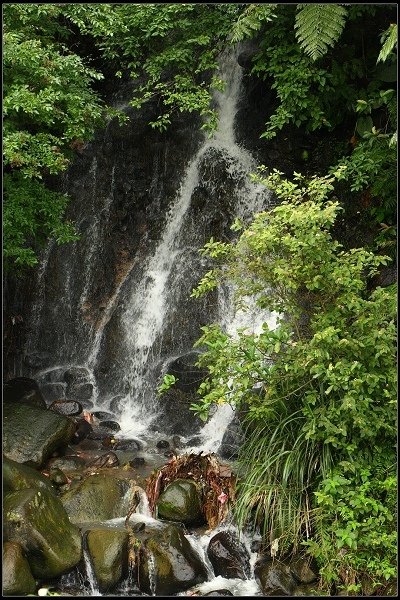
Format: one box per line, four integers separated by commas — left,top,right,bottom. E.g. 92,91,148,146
22,46,275,453
114,47,273,441
82,534,102,597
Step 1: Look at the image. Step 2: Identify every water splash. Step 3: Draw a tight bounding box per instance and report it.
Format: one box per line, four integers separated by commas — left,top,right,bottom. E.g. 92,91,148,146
82,534,102,596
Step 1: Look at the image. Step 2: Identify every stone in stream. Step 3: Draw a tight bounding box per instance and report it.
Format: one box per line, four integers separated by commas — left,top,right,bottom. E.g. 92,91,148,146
3,456,55,496
41,382,67,402
92,410,115,421
49,467,69,486
138,524,208,595
47,456,86,472
129,457,145,468
114,438,142,451
63,367,93,402
3,487,82,578
70,417,93,444
99,420,121,432
4,377,47,409
3,401,76,468
255,558,298,596
207,530,251,580
3,541,37,596
156,478,204,525
204,591,234,597
85,451,119,469
49,399,83,417
60,474,142,523
86,528,129,592
156,439,170,449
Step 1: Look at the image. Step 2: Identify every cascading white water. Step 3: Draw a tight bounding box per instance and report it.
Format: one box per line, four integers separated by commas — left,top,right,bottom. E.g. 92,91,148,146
183,526,263,596
115,47,274,443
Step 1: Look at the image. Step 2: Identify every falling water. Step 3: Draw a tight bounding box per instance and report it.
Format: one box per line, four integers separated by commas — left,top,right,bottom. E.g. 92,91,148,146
115,47,273,441
22,46,275,454
82,534,101,597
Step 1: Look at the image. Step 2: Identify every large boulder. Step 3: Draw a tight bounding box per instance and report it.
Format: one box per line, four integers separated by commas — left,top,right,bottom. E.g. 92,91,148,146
255,559,298,596
156,478,204,525
3,541,37,596
86,528,129,592
3,456,55,496
207,530,251,580
4,377,47,409
3,401,76,468
138,524,208,595
60,474,139,523
3,487,82,578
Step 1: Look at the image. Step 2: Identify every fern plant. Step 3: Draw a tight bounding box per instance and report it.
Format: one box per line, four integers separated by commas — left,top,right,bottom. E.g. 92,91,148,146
230,3,277,43
295,4,348,61
377,23,397,63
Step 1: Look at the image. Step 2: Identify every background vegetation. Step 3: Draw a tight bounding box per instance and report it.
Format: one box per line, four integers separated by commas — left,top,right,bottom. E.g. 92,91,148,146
3,3,397,594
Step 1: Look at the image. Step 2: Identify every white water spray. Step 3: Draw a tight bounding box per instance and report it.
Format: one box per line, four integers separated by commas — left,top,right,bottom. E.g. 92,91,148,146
116,47,273,442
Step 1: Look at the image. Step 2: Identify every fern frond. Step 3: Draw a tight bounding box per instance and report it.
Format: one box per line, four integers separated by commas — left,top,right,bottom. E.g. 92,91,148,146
377,23,397,63
231,4,277,43
295,4,347,62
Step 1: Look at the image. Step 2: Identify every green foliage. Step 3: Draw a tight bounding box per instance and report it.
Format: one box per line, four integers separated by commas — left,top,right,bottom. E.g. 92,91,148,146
190,170,397,592
333,87,397,226
3,6,108,178
377,23,397,64
69,3,240,134
3,173,79,270
307,458,397,593
230,4,277,43
251,14,334,139
294,4,347,62
3,4,113,268
157,374,179,396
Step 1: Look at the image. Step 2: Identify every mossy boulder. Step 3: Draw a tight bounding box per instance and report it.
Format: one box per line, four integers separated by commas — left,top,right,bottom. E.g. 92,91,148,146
60,474,137,523
3,456,55,496
3,541,37,596
156,478,203,525
138,524,208,595
3,487,82,578
86,528,129,592
3,401,76,468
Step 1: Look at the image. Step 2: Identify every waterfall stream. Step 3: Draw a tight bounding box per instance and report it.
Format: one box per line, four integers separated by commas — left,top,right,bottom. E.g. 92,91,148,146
23,47,275,452
15,47,286,598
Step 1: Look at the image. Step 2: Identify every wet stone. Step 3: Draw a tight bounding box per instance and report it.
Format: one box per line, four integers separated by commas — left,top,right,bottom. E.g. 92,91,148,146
93,411,115,421
49,467,69,486
114,439,141,451
49,400,83,417
86,451,119,469
99,420,121,432
41,383,67,402
156,439,170,449
204,591,234,597
70,418,93,444
129,457,145,467
207,531,251,580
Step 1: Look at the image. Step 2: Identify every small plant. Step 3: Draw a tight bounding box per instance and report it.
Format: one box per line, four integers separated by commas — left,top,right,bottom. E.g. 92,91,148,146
157,373,178,396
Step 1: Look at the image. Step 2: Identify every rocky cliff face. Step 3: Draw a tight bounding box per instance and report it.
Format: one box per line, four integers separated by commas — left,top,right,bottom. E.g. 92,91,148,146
4,50,282,437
